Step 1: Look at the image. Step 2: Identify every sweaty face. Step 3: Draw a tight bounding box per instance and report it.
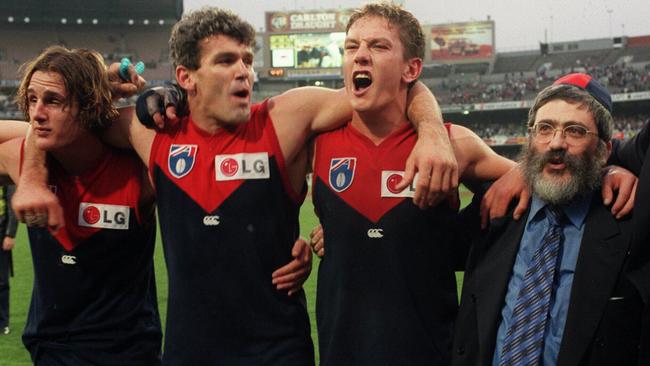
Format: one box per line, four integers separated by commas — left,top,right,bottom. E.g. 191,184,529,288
522,99,609,204
189,35,254,126
27,71,82,152
343,16,411,114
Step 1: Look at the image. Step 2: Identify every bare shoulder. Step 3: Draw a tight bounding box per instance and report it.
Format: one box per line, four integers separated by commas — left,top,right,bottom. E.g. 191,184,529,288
448,124,478,141
0,137,26,183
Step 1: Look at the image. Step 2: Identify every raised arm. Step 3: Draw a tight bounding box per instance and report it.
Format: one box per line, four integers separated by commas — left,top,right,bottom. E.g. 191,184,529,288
481,157,638,229
0,121,29,143
448,124,515,183
10,130,62,230
102,106,156,168
269,82,457,207
12,61,150,231
0,138,21,184
609,120,649,175
401,83,458,207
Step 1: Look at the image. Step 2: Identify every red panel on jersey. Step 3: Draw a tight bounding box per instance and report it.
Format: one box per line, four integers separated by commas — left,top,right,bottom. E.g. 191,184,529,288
149,100,301,214
313,122,417,223
41,149,145,251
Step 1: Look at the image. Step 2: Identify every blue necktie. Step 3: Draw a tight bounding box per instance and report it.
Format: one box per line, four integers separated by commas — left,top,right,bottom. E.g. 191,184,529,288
500,206,564,366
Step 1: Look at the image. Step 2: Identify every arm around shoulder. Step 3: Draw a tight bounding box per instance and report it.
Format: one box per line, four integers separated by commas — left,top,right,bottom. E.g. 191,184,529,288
449,124,515,182
269,86,350,137
0,138,25,184
0,120,29,144
102,106,156,168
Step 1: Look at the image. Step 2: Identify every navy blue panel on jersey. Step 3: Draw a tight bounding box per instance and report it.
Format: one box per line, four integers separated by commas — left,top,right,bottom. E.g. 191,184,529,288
150,101,313,365
314,179,459,365
24,211,161,366
312,123,462,365
21,150,161,365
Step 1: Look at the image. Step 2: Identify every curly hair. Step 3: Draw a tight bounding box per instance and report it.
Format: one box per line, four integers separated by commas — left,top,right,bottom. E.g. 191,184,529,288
346,2,424,60
169,7,256,70
16,46,118,132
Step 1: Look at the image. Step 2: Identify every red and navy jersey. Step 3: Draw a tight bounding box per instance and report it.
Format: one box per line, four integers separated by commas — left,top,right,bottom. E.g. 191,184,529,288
313,122,461,366
149,100,313,365
22,147,161,366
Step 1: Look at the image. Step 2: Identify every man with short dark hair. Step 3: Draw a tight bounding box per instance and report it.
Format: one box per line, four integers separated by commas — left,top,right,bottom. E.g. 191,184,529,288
13,7,458,365
452,74,647,366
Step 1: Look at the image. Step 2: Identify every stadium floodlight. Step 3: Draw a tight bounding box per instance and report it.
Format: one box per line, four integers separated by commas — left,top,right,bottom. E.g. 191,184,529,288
7,16,14,23
76,18,83,24
92,18,98,25
158,19,164,25
128,19,134,25
24,17,30,23
143,19,149,25
61,18,67,24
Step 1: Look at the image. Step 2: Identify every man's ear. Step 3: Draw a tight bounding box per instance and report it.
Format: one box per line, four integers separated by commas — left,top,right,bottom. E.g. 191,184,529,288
602,140,613,165
402,57,423,84
176,66,196,95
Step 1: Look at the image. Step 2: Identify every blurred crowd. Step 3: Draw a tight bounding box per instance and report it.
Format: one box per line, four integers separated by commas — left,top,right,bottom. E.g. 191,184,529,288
459,114,649,145
437,64,650,106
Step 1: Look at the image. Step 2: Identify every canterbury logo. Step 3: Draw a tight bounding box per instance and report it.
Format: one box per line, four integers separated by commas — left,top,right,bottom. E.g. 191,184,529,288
367,229,384,238
61,255,77,265
203,215,221,226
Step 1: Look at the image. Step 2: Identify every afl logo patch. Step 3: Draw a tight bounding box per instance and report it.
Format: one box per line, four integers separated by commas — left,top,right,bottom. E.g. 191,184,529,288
328,158,356,192
168,144,198,179
380,171,417,198
78,203,130,230
215,152,270,181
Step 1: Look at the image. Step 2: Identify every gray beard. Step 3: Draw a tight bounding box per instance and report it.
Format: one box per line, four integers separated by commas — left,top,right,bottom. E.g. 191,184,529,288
521,143,605,205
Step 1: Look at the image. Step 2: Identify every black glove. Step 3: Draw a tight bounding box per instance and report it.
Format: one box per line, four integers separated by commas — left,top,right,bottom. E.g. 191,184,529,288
135,82,188,128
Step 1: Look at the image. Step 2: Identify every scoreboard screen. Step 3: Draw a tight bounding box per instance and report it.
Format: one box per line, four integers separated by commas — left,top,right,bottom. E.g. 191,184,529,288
270,32,345,68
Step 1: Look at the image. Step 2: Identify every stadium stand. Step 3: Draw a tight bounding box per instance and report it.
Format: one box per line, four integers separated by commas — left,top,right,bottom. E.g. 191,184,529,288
0,1,648,149
0,0,179,82
493,51,540,74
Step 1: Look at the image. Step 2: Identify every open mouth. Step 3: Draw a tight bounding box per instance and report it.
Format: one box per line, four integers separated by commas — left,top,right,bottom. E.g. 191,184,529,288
545,154,566,170
352,71,372,91
233,89,250,98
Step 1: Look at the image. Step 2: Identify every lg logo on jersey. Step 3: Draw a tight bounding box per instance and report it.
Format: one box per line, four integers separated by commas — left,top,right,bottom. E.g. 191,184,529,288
78,203,130,230
203,215,220,226
381,171,417,198
215,153,270,181
367,229,384,238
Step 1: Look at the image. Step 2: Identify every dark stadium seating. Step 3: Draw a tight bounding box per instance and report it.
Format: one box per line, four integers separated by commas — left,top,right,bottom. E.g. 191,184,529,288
493,52,542,73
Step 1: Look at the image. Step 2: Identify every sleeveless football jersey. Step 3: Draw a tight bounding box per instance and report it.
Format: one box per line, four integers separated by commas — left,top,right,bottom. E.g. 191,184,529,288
313,122,460,365
22,147,161,366
149,100,313,365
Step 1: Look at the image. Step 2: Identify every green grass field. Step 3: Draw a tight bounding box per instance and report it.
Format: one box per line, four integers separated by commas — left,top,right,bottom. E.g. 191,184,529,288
0,191,471,365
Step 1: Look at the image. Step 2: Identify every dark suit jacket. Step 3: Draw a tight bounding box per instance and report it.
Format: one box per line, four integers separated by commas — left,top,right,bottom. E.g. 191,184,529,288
610,120,650,364
452,195,647,366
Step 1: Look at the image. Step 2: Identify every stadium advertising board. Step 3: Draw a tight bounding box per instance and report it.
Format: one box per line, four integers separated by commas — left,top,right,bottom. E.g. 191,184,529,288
430,21,494,62
265,10,351,76
270,32,345,68
266,10,351,33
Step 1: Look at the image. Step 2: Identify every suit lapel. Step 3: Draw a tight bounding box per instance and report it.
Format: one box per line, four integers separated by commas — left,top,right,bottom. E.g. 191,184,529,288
557,197,631,366
474,213,528,364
